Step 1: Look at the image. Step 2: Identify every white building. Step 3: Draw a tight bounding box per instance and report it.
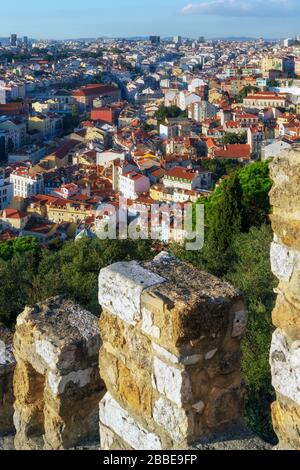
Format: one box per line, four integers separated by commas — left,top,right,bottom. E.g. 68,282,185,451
0,171,13,210
178,91,202,111
0,118,27,151
96,150,125,167
261,140,292,160
10,169,44,198
119,171,150,200
163,167,211,191
188,101,218,122
0,80,26,104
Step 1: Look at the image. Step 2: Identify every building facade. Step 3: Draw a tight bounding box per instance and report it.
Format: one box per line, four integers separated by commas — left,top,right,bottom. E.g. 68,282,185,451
10,169,44,198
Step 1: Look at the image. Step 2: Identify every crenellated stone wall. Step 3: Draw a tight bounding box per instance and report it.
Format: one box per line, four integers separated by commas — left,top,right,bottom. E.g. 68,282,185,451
98,253,248,450
269,148,300,450
0,324,15,435
13,297,105,450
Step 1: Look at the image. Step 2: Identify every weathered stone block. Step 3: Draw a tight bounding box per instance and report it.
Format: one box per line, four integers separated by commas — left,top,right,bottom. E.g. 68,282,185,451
98,261,165,326
270,213,300,251
100,393,162,450
152,356,192,407
13,297,104,450
269,148,300,214
270,241,300,282
272,292,300,340
271,397,300,450
153,396,194,445
270,328,300,407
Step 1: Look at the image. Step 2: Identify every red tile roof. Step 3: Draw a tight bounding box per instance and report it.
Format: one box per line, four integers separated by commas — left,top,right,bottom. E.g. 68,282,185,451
214,144,251,160
1,209,28,219
52,140,79,160
73,85,119,97
165,167,199,181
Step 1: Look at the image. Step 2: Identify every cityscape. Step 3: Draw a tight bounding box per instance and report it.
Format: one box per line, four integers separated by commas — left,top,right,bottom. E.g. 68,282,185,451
0,0,300,456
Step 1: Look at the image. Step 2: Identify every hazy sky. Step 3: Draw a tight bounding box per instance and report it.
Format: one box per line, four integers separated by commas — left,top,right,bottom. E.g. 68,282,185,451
1,0,300,40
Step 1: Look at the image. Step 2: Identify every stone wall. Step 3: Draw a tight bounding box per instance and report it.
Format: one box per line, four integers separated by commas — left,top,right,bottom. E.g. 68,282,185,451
0,324,15,434
98,252,248,450
269,147,300,450
13,297,105,450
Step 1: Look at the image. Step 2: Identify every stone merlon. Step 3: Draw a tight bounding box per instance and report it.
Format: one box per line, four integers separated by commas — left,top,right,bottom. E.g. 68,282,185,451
98,252,248,450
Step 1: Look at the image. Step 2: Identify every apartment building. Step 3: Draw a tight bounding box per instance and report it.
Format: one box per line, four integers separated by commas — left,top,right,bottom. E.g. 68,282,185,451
73,84,121,110
243,92,287,110
10,168,44,198
163,167,211,191
0,171,13,210
28,114,63,139
188,101,218,122
119,171,150,200
0,80,26,104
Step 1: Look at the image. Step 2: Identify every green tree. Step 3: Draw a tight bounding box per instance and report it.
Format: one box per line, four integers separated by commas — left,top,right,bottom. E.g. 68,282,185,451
267,79,280,88
226,225,277,443
238,85,259,103
238,161,272,229
0,252,38,326
31,238,153,316
222,132,247,145
196,161,272,232
0,237,40,261
206,175,244,275
154,105,186,124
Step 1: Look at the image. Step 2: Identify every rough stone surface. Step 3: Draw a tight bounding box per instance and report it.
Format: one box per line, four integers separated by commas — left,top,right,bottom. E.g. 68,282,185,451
100,393,162,450
13,297,105,450
0,324,16,435
269,148,300,450
98,261,165,326
270,329,300,407
271,396,300,450
99,253,247,450
270,241,299,282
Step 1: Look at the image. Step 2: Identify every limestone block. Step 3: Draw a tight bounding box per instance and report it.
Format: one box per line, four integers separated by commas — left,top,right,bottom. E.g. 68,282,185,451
270,241,300,282
13,297,104,450
272,291,300,340
270,213,300,251
270,149,300,213
100,310,152,369
153,396,194,445
98,261,165,326
270,329,300,407
99,393,162,450
0,324,15,435
152,356,192,407
271,397,300,450
100,423,132,450
232,311,248,338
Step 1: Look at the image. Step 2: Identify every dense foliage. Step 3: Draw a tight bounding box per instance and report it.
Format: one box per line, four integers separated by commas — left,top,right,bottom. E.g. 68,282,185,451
0,238,152,327
222,131,247,145
154,104,187,123
237,85,259,103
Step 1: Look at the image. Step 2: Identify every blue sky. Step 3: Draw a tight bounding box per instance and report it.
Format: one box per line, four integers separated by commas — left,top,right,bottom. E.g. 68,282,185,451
1,0,300,39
